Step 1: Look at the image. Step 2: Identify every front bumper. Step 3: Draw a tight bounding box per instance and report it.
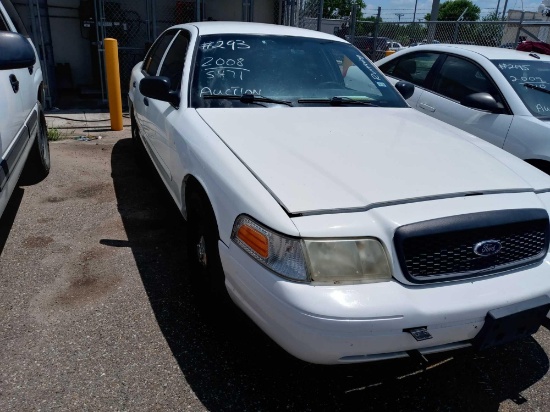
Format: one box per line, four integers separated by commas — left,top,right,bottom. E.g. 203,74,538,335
220,243,550,365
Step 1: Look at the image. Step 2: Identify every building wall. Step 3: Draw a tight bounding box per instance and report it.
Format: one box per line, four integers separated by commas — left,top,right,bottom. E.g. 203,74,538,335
204,0,276,23
13,0,279,103
48,0,92,88
253,0,277,23
502,9,550,45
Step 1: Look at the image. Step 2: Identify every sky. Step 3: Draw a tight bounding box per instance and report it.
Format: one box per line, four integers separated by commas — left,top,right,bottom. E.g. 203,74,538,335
361,0,545,21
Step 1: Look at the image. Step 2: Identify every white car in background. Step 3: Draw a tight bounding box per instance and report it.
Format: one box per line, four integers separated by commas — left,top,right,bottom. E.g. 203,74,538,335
129,22,550,365
387,40,405,52
376,44,550,173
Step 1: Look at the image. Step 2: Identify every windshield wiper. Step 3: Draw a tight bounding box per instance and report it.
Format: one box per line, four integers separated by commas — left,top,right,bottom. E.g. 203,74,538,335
523,83,550,95
203,93,293,107
297,96,379,106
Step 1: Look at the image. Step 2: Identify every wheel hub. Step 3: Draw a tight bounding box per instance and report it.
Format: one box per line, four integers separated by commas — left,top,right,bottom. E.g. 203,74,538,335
196,235,207,267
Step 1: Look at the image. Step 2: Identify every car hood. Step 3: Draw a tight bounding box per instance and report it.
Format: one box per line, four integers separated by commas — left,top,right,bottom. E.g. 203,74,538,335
197,107,547,214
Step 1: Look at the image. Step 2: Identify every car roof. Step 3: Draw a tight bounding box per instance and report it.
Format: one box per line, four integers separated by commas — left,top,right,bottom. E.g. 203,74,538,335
406,43,550,61
178,21,347,42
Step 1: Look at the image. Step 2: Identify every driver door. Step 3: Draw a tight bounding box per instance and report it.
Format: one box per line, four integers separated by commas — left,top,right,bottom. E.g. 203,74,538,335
147,30,190,186
417,55,512,148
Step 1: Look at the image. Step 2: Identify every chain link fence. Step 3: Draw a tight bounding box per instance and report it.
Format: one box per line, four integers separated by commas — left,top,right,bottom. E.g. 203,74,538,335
282,0,322,30
95,0,151,95
326,18,550,61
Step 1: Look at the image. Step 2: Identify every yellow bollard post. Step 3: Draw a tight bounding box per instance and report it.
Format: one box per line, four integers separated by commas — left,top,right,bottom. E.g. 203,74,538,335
104,38,123,131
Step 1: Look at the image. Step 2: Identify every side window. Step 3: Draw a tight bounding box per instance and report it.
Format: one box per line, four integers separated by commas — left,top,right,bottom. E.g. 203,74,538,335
432,56,502,104
380,52,439,87
142,31,177,76
158,30,189,91
0,14,8,31
1,0,28,36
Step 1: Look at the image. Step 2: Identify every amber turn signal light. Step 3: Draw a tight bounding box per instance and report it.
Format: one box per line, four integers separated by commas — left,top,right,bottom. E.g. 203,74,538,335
237,224,269,258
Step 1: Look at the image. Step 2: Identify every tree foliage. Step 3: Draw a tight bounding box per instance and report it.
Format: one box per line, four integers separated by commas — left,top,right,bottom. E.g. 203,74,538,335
322,0,366,19
424,0,481,22
362,16,382,23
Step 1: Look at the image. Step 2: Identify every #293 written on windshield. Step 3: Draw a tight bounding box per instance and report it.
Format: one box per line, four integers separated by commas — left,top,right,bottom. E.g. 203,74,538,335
199,39,261,97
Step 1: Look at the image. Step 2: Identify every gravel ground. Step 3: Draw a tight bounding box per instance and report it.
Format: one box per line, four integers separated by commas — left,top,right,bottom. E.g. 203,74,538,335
1,129,550,411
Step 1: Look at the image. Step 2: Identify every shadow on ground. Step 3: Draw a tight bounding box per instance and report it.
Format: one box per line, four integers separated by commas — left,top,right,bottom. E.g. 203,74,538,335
0,187,23,257
110,138,549,412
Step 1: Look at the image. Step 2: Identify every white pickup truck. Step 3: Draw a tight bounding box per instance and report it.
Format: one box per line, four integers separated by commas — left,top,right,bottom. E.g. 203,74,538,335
0,0,50,219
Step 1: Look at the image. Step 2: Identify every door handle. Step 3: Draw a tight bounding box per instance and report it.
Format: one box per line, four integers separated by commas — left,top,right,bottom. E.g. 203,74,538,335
9,74,19,93
143,97,149,106
418,102,435,112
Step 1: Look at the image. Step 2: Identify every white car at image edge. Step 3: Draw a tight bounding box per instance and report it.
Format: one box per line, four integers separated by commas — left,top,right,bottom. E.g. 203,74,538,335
0,0,50,219
129,22,550,365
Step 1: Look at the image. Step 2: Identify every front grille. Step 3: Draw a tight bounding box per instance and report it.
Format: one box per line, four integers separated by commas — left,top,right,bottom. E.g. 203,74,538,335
394,209,549,283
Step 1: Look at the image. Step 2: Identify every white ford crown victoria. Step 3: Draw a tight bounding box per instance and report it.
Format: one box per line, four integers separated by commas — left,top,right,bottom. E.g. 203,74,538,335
129,22,550,365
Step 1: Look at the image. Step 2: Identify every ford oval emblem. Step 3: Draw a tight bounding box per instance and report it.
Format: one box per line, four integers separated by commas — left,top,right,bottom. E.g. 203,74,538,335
473,240,502,256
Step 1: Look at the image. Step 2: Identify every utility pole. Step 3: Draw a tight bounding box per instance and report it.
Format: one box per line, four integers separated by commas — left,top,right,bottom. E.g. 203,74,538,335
395,12,404,23
427,0,440,43
502,0,509,20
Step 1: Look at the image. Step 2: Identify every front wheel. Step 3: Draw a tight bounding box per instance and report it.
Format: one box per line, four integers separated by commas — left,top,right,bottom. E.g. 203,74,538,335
20,104,50,185
186,189,229,305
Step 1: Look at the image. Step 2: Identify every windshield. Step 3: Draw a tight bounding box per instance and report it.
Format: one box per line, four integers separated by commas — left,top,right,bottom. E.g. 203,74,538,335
191,34,407,108
493,59,550,119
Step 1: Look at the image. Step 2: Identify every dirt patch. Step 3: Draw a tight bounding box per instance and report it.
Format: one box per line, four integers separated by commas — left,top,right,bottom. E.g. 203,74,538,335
44,196,67,203
74,182,111,199
37,246,123,312
54,273,121,307
37,217,54,224
23,236,53,248
57,248,120,306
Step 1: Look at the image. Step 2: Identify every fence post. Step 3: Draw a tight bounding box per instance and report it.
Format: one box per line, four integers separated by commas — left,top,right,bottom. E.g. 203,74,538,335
104,38,123,131
501,0,509,20
513,11,525,48
427,0,440,43
373,6,381,60
350,4,357,45
452,22,459,43
317,0,324,31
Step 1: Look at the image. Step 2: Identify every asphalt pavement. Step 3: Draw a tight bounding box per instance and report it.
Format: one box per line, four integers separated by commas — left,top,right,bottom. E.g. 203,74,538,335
1,113,550,411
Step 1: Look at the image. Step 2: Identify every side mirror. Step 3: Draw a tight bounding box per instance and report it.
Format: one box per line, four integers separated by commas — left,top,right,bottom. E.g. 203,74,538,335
139,76,180,106
395,81,414,100
0,32,36,70
460,92,500,113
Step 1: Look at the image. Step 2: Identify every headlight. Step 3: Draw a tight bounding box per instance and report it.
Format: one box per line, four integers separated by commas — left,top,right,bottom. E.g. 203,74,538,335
231,215,392,284
304,238,391,284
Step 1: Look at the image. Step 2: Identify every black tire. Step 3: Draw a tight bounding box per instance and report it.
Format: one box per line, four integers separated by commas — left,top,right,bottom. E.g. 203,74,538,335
20,104,50,185
130,109,148,166
186,188,229,306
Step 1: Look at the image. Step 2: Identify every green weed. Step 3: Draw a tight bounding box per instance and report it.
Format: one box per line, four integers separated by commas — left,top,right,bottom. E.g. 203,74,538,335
47,127,62,141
